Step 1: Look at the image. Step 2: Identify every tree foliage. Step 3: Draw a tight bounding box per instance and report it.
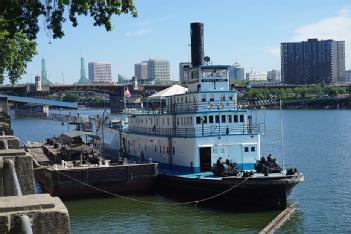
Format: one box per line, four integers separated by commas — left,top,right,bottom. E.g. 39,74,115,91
0,0,137,40
0,31,37,85
0,0,137,85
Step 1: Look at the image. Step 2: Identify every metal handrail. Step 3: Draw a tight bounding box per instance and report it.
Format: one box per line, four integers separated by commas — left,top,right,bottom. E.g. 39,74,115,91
125,124,258,137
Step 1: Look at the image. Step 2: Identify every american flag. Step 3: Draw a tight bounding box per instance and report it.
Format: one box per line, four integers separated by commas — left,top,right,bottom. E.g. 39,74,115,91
124,85,131,97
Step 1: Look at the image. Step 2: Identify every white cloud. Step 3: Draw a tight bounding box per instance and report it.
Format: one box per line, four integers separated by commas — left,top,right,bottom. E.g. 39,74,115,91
292,7,351,41
289,7,351,68
125,28,150,37
265,47,280,57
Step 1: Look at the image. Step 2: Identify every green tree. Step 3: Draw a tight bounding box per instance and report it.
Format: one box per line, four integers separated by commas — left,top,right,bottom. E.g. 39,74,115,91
0,31,37,85
0,0,137,84
0,0,137,40
327,86,339,97
347,84,351,95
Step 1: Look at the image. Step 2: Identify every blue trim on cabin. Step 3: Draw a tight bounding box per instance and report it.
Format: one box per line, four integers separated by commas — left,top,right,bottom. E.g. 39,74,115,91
237,163,256,170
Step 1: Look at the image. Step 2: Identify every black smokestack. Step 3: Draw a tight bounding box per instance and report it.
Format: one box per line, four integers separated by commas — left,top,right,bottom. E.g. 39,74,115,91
190,22,204,67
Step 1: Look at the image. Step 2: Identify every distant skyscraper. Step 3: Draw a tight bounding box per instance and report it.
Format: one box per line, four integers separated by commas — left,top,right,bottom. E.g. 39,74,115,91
146,59,170,81
229,63,245,82
78,57,90,84
281,39,345,84
134,62,148,81
41,58,51,85
179,62,191,82
267,70,281,82
88,62,112,83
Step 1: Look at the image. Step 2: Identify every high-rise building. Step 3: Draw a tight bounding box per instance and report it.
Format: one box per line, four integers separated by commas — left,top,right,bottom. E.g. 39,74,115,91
77,57,90,84
281,39,345,84
88,62,112,83
41,58,52,85
267,70,281,82
179,62,191,82
134,59,170,81
134,62,148,81
146,59,170,81
229,63,245,82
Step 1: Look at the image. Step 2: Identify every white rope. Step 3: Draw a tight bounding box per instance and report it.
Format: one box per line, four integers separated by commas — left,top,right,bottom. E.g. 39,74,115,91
56,170,249,206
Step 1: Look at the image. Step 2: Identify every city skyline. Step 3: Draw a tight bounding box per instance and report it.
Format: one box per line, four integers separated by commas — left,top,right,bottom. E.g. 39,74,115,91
9,0,351,84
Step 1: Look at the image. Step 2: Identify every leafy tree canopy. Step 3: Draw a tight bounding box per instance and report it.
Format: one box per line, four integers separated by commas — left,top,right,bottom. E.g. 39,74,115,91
0,0,137,40
0,0,137,85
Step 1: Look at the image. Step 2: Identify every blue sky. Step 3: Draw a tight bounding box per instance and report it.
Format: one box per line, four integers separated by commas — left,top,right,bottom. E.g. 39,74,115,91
14,0,351,84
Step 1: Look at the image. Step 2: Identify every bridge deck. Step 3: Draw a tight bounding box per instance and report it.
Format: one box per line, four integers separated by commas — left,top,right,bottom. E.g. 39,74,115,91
0,94,78,109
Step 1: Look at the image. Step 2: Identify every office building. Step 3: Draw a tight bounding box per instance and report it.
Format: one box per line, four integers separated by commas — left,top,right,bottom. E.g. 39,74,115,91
229,63,245,82
267,70,281,82
88,62,112,83
344,70,351,83
179,62,191,82
281,39,345,84
134,59,171,81
246,72,267,81
134,62,148,81
146,59,170,81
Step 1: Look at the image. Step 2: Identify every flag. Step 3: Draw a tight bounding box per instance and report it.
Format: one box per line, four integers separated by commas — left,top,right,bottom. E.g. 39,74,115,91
124,85,131,97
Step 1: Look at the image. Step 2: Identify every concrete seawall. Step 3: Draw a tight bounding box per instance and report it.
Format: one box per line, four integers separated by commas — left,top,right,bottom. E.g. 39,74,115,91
0,108,70,233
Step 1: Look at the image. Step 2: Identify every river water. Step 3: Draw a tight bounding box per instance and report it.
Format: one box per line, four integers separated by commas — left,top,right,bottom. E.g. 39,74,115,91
11,110,351,233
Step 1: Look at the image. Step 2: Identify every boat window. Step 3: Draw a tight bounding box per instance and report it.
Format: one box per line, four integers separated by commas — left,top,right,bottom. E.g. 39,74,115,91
173,147,175,155
155,146,156,152
221,115,226,123
203,116,207,123
251,147,255,152
201,94,206,102
167,118,170,125
221,95,225,101
234,115,238,122
177,118,179,125
209,116,214,123
215,115,219,123
196,116,201,124
229,96,233,101
163,146,165,153
210,97,214,102
228,115,232,123
240,115,244,122
244,147,249,152
190,117,193,124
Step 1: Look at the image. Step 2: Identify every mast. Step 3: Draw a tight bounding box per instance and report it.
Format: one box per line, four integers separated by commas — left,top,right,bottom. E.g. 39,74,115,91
279,99,285,173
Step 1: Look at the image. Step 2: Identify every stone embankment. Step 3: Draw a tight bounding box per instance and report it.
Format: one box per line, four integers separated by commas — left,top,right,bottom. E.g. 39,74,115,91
0,109,70,233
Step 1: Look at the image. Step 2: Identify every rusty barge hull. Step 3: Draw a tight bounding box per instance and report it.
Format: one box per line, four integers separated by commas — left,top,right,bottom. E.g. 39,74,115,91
35,163,158,198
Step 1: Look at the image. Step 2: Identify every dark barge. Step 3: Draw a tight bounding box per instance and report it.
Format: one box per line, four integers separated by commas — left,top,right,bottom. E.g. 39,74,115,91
157,171,303,210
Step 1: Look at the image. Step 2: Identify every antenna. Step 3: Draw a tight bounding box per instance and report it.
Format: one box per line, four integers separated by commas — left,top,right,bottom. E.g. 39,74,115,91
279,99,285,173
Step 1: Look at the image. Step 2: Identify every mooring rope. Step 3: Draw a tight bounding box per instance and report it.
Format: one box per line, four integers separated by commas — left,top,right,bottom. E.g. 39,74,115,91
56,170,249,206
